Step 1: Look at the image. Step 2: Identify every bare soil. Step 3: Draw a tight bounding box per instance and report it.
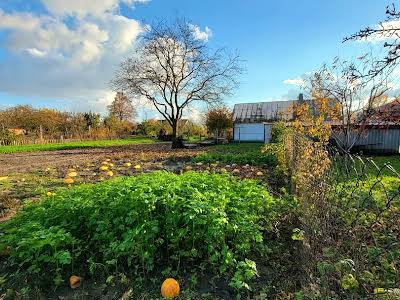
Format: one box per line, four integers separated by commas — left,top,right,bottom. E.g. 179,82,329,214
0,142,202,174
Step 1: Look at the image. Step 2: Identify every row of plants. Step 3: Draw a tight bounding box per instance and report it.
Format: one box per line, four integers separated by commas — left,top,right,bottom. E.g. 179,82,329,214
192,143,277,166
0,171,289,298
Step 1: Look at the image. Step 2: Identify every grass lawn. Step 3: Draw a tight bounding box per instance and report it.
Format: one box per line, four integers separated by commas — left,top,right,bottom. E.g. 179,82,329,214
367,155,400,175
0,137,155,154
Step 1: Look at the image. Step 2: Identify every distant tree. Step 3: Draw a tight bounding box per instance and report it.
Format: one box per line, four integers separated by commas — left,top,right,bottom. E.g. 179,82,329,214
83,112,101,130
0,105,39,133
205,107,232,138
63,113,86,138
108,92,136,122
112,19,241,148
104,115,135,137
138,119,163,136
181,120,206,137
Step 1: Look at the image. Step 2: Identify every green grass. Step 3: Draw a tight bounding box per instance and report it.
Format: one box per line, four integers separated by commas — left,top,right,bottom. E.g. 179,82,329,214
366,155,400,176
184,135,207,142
0,137,155,154
193,143,277,166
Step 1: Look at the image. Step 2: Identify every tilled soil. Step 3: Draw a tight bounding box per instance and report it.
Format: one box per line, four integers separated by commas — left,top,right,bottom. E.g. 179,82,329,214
0,143,274,222
0,142,203,174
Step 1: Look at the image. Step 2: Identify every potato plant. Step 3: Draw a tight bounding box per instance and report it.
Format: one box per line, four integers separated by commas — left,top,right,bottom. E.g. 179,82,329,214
0,171,278,293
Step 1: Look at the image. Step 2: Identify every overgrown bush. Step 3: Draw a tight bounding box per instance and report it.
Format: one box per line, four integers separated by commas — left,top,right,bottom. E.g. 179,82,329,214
270,121,288,144
0,171,278,293
274,132,400,299
0,129,17,145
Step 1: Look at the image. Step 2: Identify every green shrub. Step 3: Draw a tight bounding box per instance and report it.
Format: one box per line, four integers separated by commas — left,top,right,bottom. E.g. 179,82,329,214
0,129,17,145
270,121,289,144
0,171,277,291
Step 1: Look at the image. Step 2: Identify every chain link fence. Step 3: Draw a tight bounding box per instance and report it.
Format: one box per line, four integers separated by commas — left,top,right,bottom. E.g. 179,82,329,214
283,133,400,299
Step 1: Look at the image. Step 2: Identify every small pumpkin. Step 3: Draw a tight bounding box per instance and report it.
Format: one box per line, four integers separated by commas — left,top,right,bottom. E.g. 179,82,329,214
134,164,141,170
232,168,240,174
68,171,78,177
99,166,109,171
161,278,180,299
106,171,114,177
69,275,82,289
256,171,264,176
124,162,132,167
64,178,74,184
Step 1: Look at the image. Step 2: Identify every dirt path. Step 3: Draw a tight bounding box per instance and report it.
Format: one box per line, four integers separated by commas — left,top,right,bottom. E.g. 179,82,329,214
0,143,202,174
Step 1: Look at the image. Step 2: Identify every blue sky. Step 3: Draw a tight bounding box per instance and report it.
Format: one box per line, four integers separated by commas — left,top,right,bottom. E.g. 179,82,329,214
0,0,393,119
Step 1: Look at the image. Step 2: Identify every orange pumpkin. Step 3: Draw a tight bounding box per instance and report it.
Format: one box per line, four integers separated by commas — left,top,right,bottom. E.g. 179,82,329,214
64,178,74,184
161,278,180,299
69,275,82,289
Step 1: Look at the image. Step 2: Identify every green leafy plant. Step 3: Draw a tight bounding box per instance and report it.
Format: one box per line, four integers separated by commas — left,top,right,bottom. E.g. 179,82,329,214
193,143,277,166
0,171,278,294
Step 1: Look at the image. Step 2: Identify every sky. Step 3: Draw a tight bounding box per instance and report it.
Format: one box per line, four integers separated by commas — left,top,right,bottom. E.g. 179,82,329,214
0,0,395,120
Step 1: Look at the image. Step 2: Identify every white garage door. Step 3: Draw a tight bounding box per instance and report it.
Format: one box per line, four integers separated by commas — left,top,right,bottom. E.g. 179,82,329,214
234,123,272,142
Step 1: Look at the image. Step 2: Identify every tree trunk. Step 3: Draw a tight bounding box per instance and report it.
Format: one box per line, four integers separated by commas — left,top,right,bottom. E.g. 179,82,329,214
171,121,184,149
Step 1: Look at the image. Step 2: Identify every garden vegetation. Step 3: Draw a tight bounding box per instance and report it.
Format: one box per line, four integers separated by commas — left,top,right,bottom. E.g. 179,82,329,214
0,171,283,297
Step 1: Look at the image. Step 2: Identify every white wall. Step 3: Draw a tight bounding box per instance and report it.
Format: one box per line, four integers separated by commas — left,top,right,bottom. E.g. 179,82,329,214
233,123,272,142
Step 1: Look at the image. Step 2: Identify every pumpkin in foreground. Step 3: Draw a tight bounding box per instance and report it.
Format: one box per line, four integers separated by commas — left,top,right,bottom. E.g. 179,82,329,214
69,275,82,289
161,278,180,299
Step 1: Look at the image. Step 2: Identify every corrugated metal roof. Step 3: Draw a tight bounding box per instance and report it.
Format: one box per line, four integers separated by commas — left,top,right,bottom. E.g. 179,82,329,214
233,100,309,123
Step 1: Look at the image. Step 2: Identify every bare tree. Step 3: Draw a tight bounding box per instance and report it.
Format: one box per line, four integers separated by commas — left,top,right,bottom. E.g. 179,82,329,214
344,4,400,79
305,58,390,152
112,19,241,148
108,92,136,122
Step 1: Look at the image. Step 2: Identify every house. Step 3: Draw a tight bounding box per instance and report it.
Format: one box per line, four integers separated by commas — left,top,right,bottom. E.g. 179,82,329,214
8,128,26,136
232,94,308,143
233,95,400,153
335,99,400,154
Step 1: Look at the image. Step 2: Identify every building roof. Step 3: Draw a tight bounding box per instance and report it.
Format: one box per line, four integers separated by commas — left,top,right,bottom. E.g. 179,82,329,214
368,99,400,124
233,95,312,123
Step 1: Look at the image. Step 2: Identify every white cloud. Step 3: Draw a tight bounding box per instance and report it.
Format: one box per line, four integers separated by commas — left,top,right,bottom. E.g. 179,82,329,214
0,9,41,31
189,24,212,41
358,20,400,43
26,48,47,58
283,77,304,87
41,0,149,17
0,1,149,112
